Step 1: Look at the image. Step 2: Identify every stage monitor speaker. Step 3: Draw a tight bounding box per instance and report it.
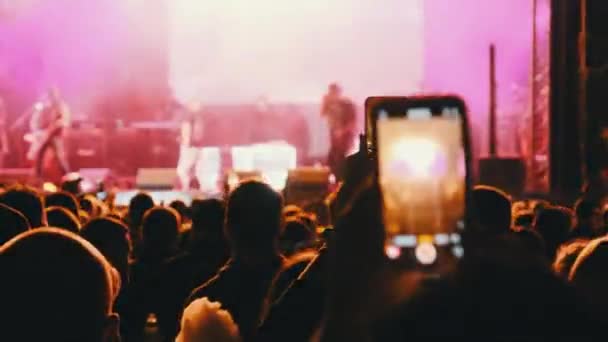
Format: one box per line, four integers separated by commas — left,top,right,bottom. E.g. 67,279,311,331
0,168,36,186
78,168,114,190
136,168,177,190
224,170,263,193
478,158,526,196
284,167,331,206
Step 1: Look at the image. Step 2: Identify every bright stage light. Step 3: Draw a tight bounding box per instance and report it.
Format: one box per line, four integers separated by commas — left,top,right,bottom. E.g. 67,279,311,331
388,138,445,178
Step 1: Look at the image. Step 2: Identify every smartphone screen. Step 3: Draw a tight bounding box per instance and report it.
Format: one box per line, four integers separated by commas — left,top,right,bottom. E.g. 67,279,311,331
368,96,469,269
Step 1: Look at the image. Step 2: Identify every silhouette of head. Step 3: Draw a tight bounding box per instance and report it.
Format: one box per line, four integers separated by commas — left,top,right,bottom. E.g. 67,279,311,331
128,192,155,226
282,205,303,220
81,217,130,286
0,203,30,245
533,206,573,259
169,199,189,222
0,228,117,341
514,228,545,255
226,181,283,255
141,206,180,258
46,206,81,233
569,237,608,318
0,186,45,228
573,198,601,237
471,185,512,234
80,194,104,218
191,198,225,240
45,191,80,217
553,239,589,280
280,218,315,256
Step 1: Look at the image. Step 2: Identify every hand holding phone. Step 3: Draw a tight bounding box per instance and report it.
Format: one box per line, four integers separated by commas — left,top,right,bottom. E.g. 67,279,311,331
367,96,471,272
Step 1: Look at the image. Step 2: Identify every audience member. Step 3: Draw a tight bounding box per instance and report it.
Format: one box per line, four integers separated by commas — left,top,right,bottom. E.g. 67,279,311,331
46,191,80,217
187,181,286,340
81,217,131,288
569,236,608,321
533,206,573,260
279,218,316,256
514,228,545,256
570,197,601,239
553,239,589,280
513,210,534,230
0,228,119,341
122,207,181,341
46,206,81,233
126,192,155,256
161,198,230,339
0,203,30,245
471,185,512,235
170,199,190,223
282,205,303,219
140,206,181,261
0,185,45,227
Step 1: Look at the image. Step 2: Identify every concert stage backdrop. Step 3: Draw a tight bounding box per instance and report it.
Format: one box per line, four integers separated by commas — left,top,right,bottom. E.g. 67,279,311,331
0,0,550,191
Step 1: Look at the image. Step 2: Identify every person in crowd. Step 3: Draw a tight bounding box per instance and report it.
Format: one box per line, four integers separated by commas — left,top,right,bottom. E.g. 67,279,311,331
0,185,46,228
553,239,589,280
176,298,241,342
570,197,602,239
186,198,230,268
471,185,512,235
81,217,131,338
80,193,108,219
514,228,545,256
45,190,80,216
122,206,181,341
186,181,286,340
0,203,30,245
513,210,534,230
46,206,81,233
161,198,230,339
321,177,596,340
282,204,303,219
569,236,608,321
81,217,131,290
0,228,119,341
170,199,190,223
125,191,155,256
279,218,316,256
533,205,573,261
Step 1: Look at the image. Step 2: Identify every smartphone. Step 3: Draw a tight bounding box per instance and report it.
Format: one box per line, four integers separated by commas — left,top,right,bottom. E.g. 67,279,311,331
366,95,472,272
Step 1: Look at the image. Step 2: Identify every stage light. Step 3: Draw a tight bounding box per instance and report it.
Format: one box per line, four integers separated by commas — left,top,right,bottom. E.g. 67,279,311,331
42,182,57,193
388,138,445,179
252,141,297,192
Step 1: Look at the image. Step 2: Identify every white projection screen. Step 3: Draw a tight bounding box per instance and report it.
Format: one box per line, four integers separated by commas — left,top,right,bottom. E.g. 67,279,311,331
168,0,424,105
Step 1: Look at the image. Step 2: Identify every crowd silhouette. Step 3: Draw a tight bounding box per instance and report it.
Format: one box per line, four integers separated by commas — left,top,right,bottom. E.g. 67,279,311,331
0,146,607,341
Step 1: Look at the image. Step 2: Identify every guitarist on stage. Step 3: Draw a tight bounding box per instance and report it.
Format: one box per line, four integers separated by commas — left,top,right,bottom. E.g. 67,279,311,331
28,88,71,179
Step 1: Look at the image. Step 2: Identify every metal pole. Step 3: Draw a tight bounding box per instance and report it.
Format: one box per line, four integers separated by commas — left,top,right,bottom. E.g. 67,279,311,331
529,0,539,192
579,0,588,184
489,44,497,157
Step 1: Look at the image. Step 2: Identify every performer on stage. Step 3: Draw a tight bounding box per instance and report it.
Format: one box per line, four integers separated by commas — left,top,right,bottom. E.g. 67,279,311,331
321,83,356,179
177,104,218,191
28,88,71,179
